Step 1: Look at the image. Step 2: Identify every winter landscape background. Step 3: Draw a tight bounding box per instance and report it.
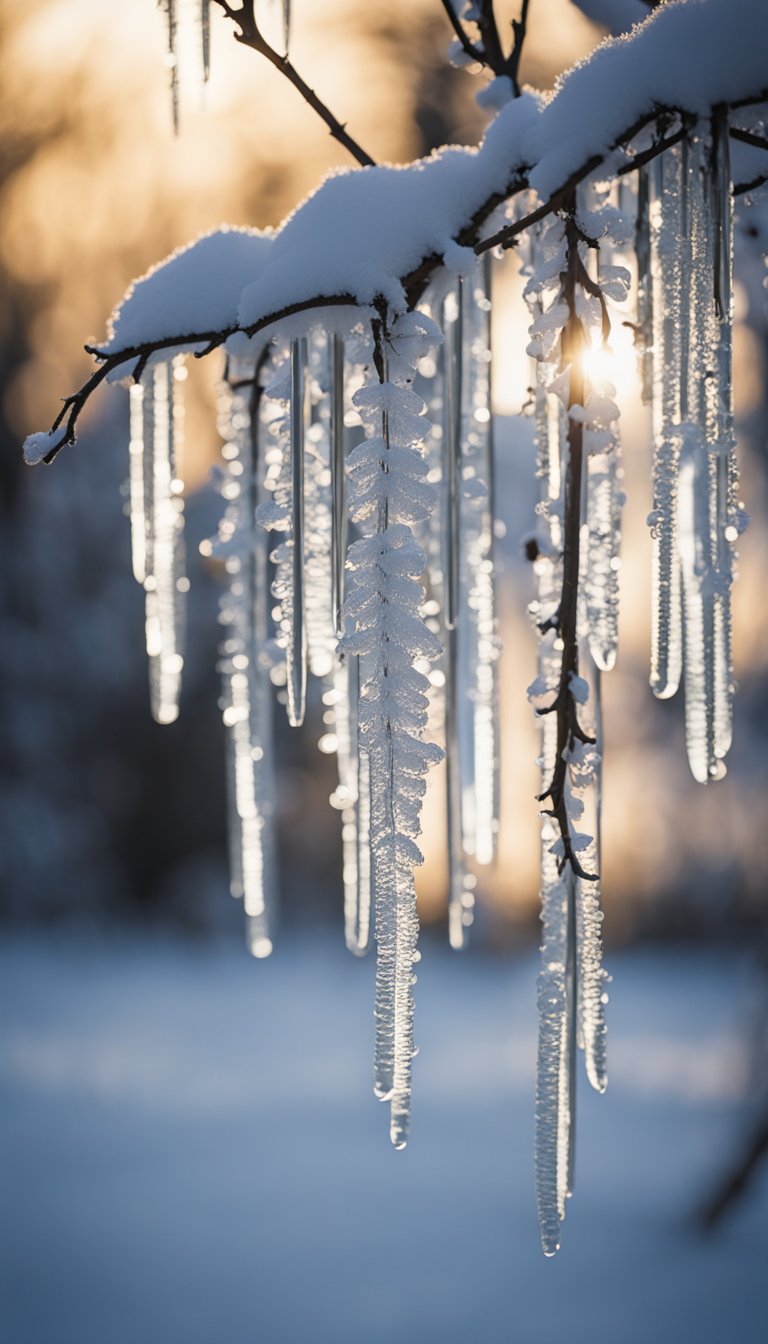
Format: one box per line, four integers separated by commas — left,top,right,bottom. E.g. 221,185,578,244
1,2,767,1341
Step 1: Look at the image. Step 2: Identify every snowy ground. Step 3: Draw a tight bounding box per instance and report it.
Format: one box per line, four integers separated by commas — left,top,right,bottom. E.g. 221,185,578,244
1,933,765,1344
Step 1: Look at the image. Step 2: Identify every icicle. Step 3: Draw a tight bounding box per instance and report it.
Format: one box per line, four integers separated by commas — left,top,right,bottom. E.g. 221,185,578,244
331,335,347,639
128,382,147,585
442,282,470,948
302,332,335,679
443,282,463,633
211,364,279,958
648,141,685,700
573,657,607,1095
144,359,187,726
287,338,307,726
258,0,290,54
469,253,500,867
201,0,211,81
341,308,443,1148
634,164,654,404
332,651,372,957
678,126,739,783
161,0,180,134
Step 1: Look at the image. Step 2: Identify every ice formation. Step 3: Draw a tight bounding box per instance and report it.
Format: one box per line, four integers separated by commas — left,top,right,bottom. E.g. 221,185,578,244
21,0,768,1255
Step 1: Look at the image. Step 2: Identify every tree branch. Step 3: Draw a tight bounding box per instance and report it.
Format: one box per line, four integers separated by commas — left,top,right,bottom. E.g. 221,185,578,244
37,293,360,464
439,0,485,66
730,125,768,153
508,0,532,98
210,1,375,168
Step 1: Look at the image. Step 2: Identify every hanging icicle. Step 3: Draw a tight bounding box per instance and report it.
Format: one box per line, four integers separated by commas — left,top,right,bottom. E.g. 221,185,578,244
648,136,685,701
208,361,279,957
341,308,444,1148
201,0,211,81
675,121,744,784
523,203,615,1255
134,358,188,727
160,0,210,130
257,0,291,55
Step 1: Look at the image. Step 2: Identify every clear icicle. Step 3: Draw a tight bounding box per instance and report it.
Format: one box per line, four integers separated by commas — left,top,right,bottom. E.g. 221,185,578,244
330,334,347,639
678,126,739,783
161,0,180,133
334,650,372,958
128,382,147,585
648,142,685,700
212,366,278,957
442,280,475,949
144,359,187,726
574,657,607,1095
465,256,500,868
201,0,211,80
257,0,290,53
287,338,307,726
304,332,335,679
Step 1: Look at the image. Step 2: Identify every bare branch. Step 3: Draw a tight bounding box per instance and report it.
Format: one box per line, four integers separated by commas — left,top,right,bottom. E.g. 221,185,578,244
730,125,768,153
508,0,532,98
37,292,360,464
210,0,375,168
735,172,768,196
616,121,688,176
439,0,486,66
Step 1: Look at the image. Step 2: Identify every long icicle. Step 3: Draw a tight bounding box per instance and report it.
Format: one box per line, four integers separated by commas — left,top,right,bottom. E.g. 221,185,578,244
648,138,685,700
471,253,500,868
331,334,347,639
128,381,147,585
145,358,187,727
287,337,307,727
678,127,736,783
342,308,443,1148
442,281,473,949
211,360,279,957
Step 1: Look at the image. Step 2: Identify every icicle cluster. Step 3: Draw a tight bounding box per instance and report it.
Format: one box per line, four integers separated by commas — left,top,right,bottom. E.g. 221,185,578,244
128,358,188,726
643,116,746,782
160,1,212,131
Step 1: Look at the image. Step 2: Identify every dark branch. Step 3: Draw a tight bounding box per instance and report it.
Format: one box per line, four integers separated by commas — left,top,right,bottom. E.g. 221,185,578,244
508,0,532,98
37,293,360,464
616,121,688,176
210,1,375,168
439,0,485,66
730,125,768,153
735,173,768,196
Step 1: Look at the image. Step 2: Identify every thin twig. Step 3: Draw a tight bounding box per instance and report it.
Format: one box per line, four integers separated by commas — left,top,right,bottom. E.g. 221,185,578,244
211,0,375,168
39,293,360,463
730,125,768,153
438,0,485,66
